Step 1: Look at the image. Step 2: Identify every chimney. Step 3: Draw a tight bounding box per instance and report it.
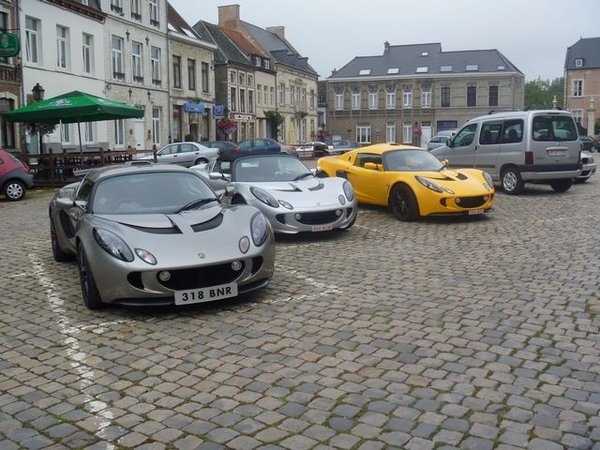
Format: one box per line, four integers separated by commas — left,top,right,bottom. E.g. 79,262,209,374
384,41,390,53
267,26,285,40
218,4,240,28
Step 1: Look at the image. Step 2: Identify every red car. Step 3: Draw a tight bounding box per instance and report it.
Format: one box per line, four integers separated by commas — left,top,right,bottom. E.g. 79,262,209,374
0,149,34,201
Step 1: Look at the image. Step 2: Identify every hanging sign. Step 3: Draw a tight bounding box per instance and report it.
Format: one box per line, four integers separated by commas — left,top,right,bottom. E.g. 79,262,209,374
0,33,20,57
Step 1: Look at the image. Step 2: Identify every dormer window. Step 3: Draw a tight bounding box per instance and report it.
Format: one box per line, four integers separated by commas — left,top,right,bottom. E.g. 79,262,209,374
387,68,399,74
466,64,479,71
440,65,452,72
359,69,371,75
421,52,428,57
575,58,584,68
416,66,428,73
497,65,505,70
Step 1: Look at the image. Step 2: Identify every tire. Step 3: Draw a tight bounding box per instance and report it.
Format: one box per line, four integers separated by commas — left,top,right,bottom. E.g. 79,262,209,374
194,157,209,165
550,178,573,193
3,179,26,201
50,219,72,262
501,167,524,195
231,195,246,205
388,184,419,221
77,245,104,310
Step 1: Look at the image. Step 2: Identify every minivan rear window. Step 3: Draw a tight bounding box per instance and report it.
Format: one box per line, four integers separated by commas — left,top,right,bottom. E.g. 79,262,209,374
532,115,577,142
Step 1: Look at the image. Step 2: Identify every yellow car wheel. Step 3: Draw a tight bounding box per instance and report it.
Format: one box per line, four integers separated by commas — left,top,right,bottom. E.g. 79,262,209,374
389,184,419,221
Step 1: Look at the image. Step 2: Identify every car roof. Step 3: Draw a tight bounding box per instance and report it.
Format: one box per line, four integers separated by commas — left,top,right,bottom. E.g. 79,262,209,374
219,151,293,163
84,162,195,182
466,109,574,124
345,143,423,155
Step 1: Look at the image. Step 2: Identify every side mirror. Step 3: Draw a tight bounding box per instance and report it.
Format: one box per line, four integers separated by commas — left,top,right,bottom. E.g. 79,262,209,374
447,139,454,148
209,172,227,180
73,199,87,211
363,162,382,171
225,185,235,197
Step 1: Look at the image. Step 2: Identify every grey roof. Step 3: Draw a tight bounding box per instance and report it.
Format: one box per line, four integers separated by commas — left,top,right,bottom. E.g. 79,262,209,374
328,43,522,80
241,21,317,76
565,37,600,70
194,21,248,67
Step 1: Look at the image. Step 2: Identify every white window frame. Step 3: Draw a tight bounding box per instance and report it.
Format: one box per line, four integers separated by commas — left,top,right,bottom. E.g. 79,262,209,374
114,119,124,146
62,123,71,144
421,89,431,108
351,92,360,110
369,92,378,110
573,80,583,97
356,125,371,144
56,25,69,69
403,90,412,108
131,0,141,18
111,36,124,78
149,0,159,25
84,122,95,143
151,46,161,84
278,84,284,106
82,33,93,74
335,93,343,110
572,109,583,124
402,123,412,143
25,17,40,64
386,91,396,109
386,123,396,143
152,107,161,145
132,41,143,82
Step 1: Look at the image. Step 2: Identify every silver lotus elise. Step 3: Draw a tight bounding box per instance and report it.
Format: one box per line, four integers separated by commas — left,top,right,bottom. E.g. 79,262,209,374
49,163,275,309
192,153,357,234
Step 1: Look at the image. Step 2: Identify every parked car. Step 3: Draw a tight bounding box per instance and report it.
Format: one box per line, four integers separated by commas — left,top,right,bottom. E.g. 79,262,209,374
317,143,494,221
237,138,281,153
431,110,581,195
203,140,240,155
329,139,359,154
580,135,595,151
49,163,275,309
196,152,357,234
135,142,218,167
0,148,34,201
426,136,451,151
576,150,596,183
295,141,331,158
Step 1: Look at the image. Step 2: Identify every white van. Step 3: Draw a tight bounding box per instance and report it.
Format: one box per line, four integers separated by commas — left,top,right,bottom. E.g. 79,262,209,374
431,110,581,194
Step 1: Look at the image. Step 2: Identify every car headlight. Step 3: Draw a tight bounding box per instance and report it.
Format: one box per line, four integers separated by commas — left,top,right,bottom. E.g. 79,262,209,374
343,180,355,201
416,176,454,194
250,212,269,246
250,187,279,208
93,228,134,262
483,172,494,190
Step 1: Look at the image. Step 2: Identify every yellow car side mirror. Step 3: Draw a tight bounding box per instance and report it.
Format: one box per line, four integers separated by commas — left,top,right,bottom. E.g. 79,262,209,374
364,162,383,171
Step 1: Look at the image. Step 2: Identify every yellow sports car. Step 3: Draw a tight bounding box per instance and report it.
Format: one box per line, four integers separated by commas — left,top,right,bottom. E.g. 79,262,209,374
317,143,495,221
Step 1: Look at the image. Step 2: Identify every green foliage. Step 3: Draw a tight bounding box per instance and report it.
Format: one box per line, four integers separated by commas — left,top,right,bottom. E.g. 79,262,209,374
264,110,285,138
524,77,564,109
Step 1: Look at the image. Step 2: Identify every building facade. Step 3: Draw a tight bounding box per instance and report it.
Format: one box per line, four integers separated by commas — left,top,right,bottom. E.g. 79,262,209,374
564,37,600,136
0,0,21,151
326,42,524,146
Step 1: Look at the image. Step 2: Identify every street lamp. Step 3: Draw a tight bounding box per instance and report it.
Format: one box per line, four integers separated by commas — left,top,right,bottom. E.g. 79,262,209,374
32,83,45,102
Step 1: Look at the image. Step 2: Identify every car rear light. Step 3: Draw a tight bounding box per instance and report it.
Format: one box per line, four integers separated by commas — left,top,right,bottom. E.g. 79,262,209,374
234,146,241,153
525,151,533,165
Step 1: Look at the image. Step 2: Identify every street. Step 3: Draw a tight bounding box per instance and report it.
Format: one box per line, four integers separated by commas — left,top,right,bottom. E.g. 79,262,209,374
1,177,599,449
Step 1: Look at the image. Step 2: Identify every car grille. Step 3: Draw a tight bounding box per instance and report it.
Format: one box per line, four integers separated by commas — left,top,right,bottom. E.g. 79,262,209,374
296,210,340,225
156,262,245,290
455,196,488,208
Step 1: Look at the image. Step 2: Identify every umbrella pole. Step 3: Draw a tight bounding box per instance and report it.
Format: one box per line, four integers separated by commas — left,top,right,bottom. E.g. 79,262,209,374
78,121,82,155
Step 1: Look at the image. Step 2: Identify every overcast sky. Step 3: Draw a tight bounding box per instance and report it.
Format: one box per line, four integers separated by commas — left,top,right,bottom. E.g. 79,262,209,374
168,0,599,82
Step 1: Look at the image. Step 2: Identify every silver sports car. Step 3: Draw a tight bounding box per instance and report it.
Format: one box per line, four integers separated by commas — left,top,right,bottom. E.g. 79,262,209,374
49,163,275,309
192,153,357,234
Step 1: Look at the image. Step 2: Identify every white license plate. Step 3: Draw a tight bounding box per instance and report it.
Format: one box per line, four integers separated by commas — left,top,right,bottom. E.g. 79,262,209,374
547,150,566,157
311,224,333,232
174,282,238,305
468,209,484,215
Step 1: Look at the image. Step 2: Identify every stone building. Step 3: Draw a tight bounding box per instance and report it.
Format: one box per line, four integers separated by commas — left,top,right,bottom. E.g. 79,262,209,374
326,42,524,146
0,0,21,151
564,37,600,136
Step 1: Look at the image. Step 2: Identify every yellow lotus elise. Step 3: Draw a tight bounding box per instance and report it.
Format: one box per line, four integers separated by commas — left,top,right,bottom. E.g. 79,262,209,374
317,143,495,221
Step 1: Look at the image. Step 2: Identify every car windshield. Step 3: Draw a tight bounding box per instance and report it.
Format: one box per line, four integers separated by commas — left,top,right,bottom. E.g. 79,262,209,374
384,150,443,172
92,172,216,214
233,156,312,182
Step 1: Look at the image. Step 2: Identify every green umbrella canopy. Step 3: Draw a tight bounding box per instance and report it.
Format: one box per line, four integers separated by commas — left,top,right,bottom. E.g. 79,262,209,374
4,90,144,124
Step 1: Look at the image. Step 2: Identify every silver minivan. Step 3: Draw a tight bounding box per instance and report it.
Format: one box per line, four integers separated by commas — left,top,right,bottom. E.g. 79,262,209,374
431,110,581,194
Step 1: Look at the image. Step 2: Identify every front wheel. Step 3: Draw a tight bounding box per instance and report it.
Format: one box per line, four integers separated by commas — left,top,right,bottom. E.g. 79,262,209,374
550,179,573,193
388,184,419,221
501,167,524,195
77,245,104,310
194,157,209,165
4,180,26,201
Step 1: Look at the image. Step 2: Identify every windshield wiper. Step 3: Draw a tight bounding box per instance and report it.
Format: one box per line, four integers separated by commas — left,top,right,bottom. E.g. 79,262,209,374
292,172,313,181
176,198,218,213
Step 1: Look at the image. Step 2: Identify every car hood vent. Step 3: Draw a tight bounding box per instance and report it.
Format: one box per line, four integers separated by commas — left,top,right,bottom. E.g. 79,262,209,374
190,213,223,232
124,224,182,234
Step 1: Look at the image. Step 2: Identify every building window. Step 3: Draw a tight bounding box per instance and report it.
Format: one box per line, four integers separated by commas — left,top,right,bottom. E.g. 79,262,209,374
247,75,253,87
386,91,396,109
403,89,412,108
575,58,583,68
441,86,450,108
56,26,69,69
230,71,236,83
25,17,40,63
489,85,498,107
84,122,95,143
572,110,583,124
110,0,123,14
62,123,71,144
114,119,124,146
239,72,245,85
421,88,431,108
467,86,477,107
256,84,262,105
402,123,412,143
352,92,360,110
230,87,237,111
0,98,15,148
386,123,396,143
369,91,378,109
240,88,246,113
82,33,94,74
335,92,343,110
264,60,270,70
248,90,254,114
0,12,6,64
573,80,583,97
151,46,161,85
132,41,143,83
172,55,181,88
290,86,296,106
131,0,142,20
187,59,196,90
310,90,315,109
278,84,284,106
356,124,371,144
201,62,209,93
270,87,274,106
111,36,124,79
149,0,159,26
152,107,161,144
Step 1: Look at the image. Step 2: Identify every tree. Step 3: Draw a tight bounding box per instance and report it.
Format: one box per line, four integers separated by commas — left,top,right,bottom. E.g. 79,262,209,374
524,77,564,109
264,110,284,139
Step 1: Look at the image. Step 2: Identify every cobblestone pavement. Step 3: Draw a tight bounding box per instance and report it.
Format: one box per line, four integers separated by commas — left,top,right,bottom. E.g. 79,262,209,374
1,176,599,450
